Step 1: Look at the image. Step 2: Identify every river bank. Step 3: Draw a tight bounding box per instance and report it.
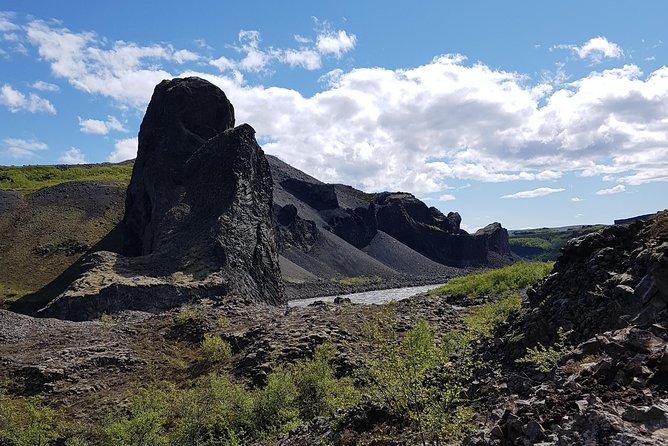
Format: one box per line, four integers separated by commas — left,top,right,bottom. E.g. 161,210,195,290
284,268,481,301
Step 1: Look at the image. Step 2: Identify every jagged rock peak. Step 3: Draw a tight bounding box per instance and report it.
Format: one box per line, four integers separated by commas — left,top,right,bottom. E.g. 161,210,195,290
35,77,284,320
123,77,236,256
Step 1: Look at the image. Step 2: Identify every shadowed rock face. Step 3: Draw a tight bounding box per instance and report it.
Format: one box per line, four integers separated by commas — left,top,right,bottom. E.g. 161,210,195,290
123,77,236,256
34,77,284,320
475,222,511,256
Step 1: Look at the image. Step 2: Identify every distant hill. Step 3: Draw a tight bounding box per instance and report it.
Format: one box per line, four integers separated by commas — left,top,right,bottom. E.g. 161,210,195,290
508,225,607,261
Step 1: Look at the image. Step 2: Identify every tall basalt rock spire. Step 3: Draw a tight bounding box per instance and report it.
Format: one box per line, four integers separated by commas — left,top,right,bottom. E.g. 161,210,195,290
35,77,284,320
123,77,236,256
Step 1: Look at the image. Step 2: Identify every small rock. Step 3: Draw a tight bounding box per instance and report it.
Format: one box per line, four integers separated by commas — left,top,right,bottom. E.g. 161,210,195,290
523,420,546,442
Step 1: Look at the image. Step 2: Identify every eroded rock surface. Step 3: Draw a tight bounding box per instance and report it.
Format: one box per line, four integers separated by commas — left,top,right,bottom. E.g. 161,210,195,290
466,211,668,446
31,77,283,320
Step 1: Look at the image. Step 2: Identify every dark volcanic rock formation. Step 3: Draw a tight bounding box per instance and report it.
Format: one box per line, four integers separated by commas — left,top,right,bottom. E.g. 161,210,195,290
274,204,319,252
467,210,668,446
372,192,490,267
475,222,511,255
266,155,513,277
33,77,284,320
280,178,339,211
123,77,236,256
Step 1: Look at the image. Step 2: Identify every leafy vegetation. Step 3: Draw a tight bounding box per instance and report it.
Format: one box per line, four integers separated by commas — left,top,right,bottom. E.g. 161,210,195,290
429,261,553,299
463,292,522,338
0,388,61,446
509,226,605,261
335,275,382,286
0,164,133,193
360,307,474,444
516,327,575,373
173,304,205,327
201,335,233,365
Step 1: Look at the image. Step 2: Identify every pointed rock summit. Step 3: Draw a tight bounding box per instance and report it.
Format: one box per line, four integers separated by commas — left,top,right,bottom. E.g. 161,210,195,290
37,77,284,320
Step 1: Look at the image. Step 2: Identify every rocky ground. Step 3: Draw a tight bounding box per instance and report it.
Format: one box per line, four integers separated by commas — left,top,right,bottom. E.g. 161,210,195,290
463,211,668,445
0,292,462,428
0,212,667,445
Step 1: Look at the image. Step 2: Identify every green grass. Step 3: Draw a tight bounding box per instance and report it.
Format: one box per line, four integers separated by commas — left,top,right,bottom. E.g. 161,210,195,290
0,283,29,307
509,226,605,261
0,164,133,193
335,275,382,286
428,261,553,298
463,292,522,338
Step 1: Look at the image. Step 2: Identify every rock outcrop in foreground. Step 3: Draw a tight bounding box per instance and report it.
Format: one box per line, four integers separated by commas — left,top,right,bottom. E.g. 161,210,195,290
468,211,668,445
35,77,284,320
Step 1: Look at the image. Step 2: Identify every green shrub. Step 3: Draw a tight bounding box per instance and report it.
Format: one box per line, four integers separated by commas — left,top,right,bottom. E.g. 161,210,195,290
429,261,553,298
0,389,60,446
360,309,473,445
253,343,359,437
65,436,92,446
170,374,253,445
174,304,205,326
100,313,114,329
290,344,359,420
516,327,575,373
252,366,300,437
103,385,170,446
463,292,522,337
201,335,233,365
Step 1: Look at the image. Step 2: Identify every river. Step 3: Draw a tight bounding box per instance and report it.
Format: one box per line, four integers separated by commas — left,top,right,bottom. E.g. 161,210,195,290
288,283,446,307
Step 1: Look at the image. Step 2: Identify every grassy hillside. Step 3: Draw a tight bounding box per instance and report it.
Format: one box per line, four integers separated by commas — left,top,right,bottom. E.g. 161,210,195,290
0,163,133,193
509,225,606,261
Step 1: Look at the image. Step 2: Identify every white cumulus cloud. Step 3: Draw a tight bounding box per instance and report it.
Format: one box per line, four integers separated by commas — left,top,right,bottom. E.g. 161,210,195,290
78,115,127,135
59,147,87,164
8,17,668,197
501,187,565,199
439,194,456,201
556,36,624,64
3,138,48,158
107,137,137,163
595,184,626,195
0,84,56,113
316,30,357,58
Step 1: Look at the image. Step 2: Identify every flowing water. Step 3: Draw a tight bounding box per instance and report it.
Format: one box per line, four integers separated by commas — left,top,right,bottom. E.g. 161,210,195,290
288,283,445,307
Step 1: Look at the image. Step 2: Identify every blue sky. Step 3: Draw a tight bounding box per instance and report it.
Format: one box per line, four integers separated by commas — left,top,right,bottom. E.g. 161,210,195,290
1,1,667,230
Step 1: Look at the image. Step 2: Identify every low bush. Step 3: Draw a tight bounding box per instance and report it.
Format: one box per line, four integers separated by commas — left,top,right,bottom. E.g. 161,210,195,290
0,388,61,446
429,261,553,299
201,335,233,365
360,308,474,445
516,327,575,373
101,343,358,445
173,304,205,326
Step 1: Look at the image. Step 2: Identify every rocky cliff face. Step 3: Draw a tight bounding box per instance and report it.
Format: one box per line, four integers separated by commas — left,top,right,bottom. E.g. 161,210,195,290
323,191,511,267
34,77,284,320
122,77,236,256
467,211,668,446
